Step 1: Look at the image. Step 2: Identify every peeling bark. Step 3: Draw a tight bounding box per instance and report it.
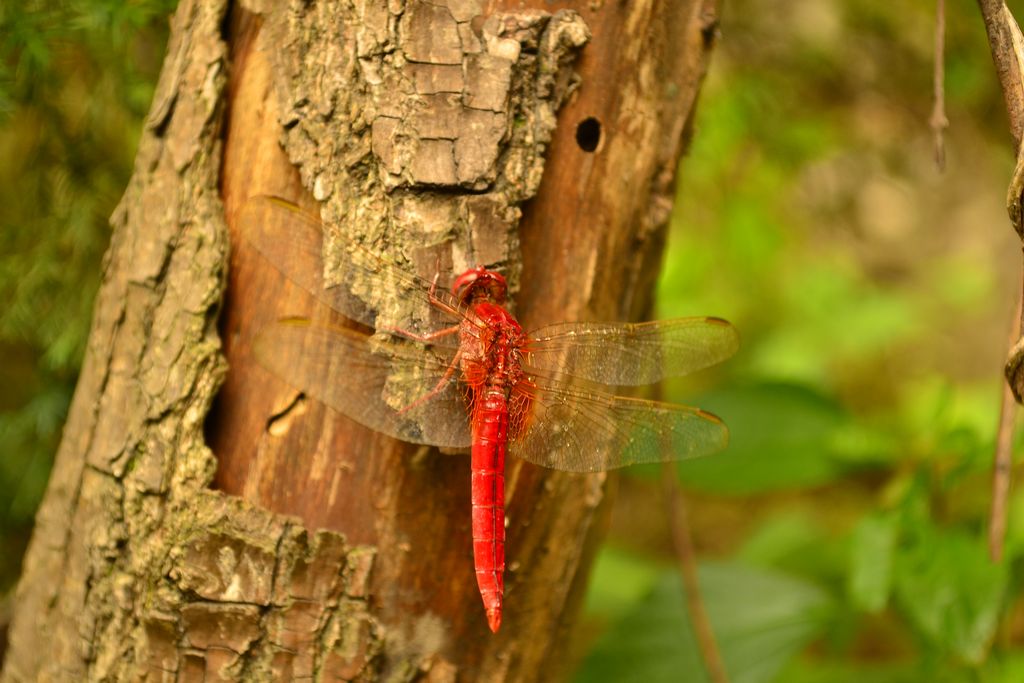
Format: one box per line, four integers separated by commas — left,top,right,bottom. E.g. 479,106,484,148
2,0,719,681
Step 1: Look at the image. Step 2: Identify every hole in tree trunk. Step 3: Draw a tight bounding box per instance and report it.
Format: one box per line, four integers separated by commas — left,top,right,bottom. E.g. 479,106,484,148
575,117,602,152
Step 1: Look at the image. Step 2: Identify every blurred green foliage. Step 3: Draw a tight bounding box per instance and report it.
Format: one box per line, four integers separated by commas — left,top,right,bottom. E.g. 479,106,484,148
0,1,174,590
2,0,1024,681
575,1,1024,681
579,554,835,683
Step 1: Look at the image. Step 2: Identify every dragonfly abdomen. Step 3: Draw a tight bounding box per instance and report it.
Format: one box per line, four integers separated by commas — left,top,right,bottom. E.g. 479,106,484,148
471,387,508,632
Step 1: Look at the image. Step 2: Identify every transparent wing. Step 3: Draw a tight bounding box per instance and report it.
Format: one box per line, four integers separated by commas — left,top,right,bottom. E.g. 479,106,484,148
240,195,735,466
508,372,728,473
236,195,473,334
254,319,472,448
524,317,739,386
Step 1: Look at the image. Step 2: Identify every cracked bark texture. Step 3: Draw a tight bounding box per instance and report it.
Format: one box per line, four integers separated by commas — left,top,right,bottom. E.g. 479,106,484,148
2,0,718,681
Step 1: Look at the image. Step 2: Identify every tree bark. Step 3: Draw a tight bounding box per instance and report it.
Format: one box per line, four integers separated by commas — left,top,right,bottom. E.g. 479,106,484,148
2,0,718,681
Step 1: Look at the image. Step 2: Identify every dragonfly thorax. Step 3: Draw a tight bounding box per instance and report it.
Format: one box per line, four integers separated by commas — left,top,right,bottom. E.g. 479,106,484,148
459,302,526,391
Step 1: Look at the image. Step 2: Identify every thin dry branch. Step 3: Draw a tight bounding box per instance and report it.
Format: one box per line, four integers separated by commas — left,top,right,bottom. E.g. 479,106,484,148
991,269,1023,561
661,461,729,683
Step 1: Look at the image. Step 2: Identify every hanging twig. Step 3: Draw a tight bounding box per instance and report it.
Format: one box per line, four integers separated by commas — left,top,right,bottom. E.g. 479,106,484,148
990,267,1023,561
931,0,949,170
661,459,730,683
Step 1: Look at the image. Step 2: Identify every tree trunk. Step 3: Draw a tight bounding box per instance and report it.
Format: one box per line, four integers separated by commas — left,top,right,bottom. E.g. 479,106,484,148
2,0,718,681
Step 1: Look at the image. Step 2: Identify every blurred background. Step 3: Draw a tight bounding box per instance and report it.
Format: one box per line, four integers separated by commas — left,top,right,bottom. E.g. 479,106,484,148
0,0,177,635
1,1,1022,681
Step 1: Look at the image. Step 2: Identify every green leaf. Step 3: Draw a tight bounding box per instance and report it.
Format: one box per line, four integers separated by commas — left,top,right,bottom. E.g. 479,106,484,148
583,546,663,620
738,511,824,568
575,562,834,683
980,652,1024,683
777,659,968,683
672,383,852,494
893,523,1006,663
847,513,896,612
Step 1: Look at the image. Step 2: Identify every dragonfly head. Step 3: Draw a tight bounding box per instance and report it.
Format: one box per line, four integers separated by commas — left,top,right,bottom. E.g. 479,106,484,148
452,266,508,304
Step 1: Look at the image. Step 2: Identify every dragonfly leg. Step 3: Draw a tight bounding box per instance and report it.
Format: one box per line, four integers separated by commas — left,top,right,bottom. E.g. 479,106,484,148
427,265,441,298
397,349,463,415
423,260,469,317
382,266,459,341
384,324,460,344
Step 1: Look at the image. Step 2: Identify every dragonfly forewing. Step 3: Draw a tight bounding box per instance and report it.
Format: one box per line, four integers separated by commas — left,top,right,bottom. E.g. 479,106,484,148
523,317,739,386
238,196,472,336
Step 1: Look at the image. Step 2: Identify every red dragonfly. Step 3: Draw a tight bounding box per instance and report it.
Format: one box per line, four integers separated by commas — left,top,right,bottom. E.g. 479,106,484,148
240,197,738,632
